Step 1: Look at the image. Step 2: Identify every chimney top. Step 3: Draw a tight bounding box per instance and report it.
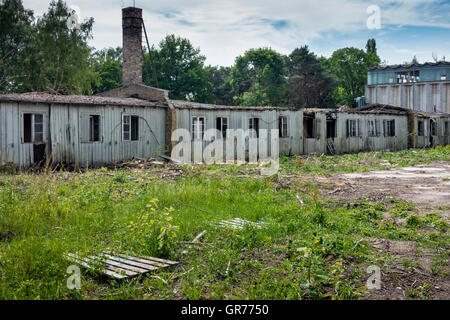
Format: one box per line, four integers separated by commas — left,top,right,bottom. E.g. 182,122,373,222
122,7,143,86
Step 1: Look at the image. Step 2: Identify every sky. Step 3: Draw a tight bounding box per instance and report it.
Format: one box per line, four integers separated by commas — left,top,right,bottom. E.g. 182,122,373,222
23,0,450,67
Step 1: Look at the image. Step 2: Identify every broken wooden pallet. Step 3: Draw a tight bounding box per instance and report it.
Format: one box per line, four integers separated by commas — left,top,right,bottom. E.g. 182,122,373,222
217,218,266,230
66,251,178,280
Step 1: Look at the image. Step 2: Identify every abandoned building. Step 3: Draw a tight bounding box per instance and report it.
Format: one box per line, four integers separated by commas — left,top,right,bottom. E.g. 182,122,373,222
0,7,449,167
365,61,450,113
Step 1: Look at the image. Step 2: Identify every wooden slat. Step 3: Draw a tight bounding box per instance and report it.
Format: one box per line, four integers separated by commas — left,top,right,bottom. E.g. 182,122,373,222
66,251,178,280
218,218,265,229
192,230,207,243
112,252,178,266
114,253,172,268
135,254,179,266
78,255,137,278
102,254,157,273
96,255,150,274
66,253,128,279
68,253,137,278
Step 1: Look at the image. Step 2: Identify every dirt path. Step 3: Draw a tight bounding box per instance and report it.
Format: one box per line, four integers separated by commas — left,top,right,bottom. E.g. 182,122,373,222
317,161,450,300
324,161,450,220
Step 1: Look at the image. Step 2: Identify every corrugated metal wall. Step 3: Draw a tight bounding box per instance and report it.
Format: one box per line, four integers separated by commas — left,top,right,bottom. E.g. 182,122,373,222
51,104,166,166
366,82,450,113
0,102,166,167
1,101,449,167
332,113,409,153
0,102,50,166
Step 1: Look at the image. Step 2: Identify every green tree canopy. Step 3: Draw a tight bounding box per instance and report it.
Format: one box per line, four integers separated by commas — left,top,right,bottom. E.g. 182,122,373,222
231,48,287,106
207,65,233,105
143,34,213,102
19,0,96,94
286,46,335,108
90,47,122,94
327,44,380,107
0,0,33,92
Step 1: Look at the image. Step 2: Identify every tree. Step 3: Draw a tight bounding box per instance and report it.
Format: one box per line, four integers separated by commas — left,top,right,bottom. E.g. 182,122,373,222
231,48,287,106
328,45,380,107
366,38,377,54
286,46,335,108
143,34,213,102
0,0,33,92
207,66,233,105
19,0,96,94
365,38,381,68
90,47,122,94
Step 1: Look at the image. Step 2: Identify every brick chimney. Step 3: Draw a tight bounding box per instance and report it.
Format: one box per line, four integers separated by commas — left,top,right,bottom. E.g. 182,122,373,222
122,7,143,86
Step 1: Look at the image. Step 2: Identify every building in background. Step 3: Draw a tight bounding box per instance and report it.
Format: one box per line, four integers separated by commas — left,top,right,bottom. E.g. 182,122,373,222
365,62,450,113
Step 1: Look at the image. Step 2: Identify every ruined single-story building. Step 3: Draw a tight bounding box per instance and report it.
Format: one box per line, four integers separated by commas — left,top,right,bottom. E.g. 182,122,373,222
0,7,449,167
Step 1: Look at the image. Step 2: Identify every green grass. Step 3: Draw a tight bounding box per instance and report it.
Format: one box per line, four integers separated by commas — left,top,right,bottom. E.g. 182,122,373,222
280,145,450,175
0,146,449,300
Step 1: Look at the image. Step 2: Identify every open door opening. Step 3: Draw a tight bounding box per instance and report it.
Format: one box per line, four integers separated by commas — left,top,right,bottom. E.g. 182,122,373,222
33,144,46,165
326,119,337,139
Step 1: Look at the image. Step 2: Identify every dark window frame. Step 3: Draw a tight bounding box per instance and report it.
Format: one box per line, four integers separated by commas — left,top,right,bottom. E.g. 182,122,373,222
249,117,259,138
430,120,437,136
346,119,360,137
418,120,424,136
89,115,101,142
368,119,380,137
23,113,44,144
384,119,396,137
216,117,229,139
192,116,205,140
279,116,288,138
123,115,140,141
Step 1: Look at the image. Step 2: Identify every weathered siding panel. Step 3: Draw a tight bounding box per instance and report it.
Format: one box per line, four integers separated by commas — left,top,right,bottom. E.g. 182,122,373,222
366,82,450,113
47,104,166,166
0,102,50,166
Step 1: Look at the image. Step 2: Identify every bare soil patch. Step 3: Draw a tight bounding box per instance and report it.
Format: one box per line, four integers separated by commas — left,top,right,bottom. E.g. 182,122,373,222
325,161,450,219
312,161,450,299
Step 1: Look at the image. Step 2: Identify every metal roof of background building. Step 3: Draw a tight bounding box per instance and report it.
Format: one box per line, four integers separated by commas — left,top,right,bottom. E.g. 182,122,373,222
368,61,450,72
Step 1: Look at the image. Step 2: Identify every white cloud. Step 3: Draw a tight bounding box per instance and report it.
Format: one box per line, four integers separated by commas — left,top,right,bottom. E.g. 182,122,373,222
22,0,450,66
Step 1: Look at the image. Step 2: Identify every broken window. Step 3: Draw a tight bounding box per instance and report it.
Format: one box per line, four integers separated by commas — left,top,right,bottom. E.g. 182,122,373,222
216,117,228,138
326,119,336,138
249,117,259,138
441,73,447,81
89,115,101,142
444,121,449,136
418,120,424,136
279,116,288,138
368,119,380,137
23,113,44,143
430,120,437,136
123,115,139,141
383,119,396,137
346,119,360,137
192,116,205,140
396,71,420,83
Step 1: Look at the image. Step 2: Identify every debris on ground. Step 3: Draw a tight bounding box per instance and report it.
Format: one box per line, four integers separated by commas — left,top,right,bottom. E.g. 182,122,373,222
217,218,266,230
66,251,179,280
